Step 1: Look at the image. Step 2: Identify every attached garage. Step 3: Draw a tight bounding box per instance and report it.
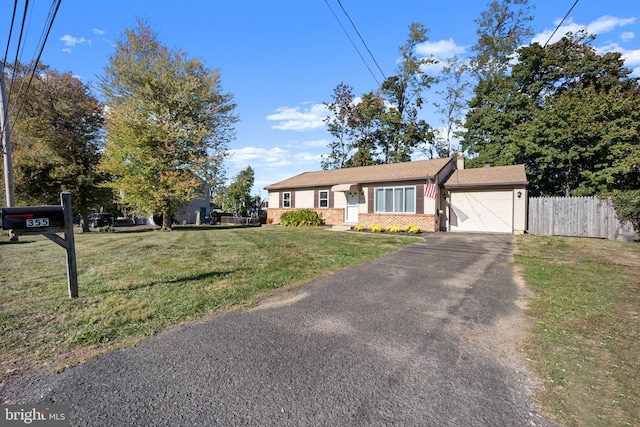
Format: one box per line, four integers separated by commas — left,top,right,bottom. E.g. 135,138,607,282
444,163,528,234
450,190,513,233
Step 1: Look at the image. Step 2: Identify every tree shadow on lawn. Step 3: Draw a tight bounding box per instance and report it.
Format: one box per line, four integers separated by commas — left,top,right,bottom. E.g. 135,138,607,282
96,269,241,293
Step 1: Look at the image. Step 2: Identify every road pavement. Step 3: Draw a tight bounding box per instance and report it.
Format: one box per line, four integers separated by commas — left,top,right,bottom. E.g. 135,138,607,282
2,233,555,426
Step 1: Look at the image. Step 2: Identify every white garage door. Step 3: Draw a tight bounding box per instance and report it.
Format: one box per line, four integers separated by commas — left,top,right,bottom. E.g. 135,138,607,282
450,191,513,233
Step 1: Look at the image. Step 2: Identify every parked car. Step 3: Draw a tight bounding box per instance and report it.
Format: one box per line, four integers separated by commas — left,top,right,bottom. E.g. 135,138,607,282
88,213,113,228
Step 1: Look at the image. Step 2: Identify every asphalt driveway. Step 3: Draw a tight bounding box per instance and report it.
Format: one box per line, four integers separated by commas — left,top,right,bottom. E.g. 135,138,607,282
2,233,554,426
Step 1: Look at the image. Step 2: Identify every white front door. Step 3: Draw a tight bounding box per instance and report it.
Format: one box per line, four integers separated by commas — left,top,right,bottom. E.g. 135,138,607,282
345,191,359,224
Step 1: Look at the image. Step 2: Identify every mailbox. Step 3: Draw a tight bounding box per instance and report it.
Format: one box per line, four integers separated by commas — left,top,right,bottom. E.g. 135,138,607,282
1,206,66,231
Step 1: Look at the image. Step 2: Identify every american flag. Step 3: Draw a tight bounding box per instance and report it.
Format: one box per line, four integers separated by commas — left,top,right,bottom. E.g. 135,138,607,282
425,179,438,199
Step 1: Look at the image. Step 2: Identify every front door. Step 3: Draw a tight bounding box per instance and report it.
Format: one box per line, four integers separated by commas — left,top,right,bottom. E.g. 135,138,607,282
345,191,359,224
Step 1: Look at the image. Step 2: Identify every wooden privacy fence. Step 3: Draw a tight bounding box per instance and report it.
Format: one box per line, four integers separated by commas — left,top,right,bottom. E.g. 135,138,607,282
528,196,636,241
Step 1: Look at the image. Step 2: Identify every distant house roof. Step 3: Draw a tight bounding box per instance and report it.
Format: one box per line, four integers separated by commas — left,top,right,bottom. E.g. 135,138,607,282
264,158,453,190
444,164,528,189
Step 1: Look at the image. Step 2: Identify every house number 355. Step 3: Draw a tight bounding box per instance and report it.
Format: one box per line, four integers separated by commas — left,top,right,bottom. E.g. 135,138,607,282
26,218,50,227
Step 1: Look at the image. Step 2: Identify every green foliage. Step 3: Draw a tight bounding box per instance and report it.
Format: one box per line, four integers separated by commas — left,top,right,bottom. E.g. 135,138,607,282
280,209,323,227
222,166,254,214
353,225,364,231
463,32,640,197
368,223,382,233
99,20,236,230
386,226,403,233
406,224,421,234
8,62,110,232
469,0,533,80
609,190,640,233
322,23,437,167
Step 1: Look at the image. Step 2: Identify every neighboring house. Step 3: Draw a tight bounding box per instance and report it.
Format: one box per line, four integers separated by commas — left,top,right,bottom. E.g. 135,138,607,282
265,154,529,234
265,157,455,232
173,186,212,225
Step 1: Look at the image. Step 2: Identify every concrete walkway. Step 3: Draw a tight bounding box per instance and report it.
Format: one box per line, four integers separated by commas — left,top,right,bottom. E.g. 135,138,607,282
3,233,554,426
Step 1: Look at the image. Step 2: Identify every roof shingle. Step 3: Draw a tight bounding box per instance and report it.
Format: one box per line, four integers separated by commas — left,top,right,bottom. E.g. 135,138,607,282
444,164,527,188
264,158,453,190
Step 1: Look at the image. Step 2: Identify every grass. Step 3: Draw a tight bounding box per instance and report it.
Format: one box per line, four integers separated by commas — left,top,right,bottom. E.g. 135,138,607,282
0,226,417,383
516,235,640,427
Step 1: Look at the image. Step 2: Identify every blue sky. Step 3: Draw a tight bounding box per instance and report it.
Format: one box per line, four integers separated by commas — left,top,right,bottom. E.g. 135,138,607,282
3,0,639,197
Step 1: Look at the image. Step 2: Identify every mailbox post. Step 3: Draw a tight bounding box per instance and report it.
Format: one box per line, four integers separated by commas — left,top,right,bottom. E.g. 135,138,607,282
1,192,78,298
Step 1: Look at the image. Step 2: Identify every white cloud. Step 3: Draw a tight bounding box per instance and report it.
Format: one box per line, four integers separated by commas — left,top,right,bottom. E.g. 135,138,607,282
302,138,331,148
533,16,638,46
228,146,292,167
92,28,106,35
59,34,91,47
266,103,328,132
416,39,466,57
587,16,636,34
621,31,635,42
593,42,640,75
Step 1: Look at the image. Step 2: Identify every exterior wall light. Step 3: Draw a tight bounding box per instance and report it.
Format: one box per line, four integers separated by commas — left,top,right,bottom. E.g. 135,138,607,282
517,191,522,198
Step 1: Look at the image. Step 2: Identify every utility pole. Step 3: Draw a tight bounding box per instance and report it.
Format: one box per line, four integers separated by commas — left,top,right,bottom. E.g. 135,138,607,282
0,61,16,207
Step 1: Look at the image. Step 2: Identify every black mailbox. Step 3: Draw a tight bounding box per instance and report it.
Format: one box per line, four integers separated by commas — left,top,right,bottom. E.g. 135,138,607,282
1,206,66,231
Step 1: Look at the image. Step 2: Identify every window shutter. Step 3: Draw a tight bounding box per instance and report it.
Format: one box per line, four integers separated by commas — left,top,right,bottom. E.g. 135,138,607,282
368,187,374,212
416,185,424,214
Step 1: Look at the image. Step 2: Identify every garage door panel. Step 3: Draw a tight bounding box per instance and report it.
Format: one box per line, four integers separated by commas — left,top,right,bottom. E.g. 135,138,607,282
450,191,513,233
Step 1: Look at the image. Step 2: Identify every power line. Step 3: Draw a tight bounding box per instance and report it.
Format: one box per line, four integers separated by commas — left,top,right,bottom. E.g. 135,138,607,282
335,0,386,81
7,0,62,134
1,1,20,77
544,0,580,47
322,0,381,87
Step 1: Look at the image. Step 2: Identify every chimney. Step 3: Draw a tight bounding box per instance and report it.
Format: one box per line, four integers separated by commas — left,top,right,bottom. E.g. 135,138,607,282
456,153,464,170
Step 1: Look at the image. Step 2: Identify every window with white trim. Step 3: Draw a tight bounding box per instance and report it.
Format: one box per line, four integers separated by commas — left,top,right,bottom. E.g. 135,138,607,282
283,192,291,208
319,190,329,208
375,186,415,213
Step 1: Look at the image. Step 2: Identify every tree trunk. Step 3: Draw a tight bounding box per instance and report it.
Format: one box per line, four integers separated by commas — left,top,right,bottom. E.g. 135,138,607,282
80,209,90,233
162,204,172,231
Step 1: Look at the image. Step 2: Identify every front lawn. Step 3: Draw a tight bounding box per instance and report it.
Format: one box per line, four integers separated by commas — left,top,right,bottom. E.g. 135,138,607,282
0,227,417,383
516,235,640,426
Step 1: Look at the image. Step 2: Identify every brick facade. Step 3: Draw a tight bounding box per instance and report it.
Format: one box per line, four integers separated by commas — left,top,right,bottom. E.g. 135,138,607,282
358,213,436,232
267,208,343,225
267,208,437,232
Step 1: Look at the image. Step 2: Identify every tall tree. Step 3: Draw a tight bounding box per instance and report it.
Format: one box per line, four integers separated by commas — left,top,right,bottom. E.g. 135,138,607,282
223,165,254,214
464,33,640,196
346,91,385,167
99,20,236,230
433,55,470,158
323,23,438,167
469,0,534,80
380,22,438,163
321,83,358,170
8,62,109,231
511,34,640,196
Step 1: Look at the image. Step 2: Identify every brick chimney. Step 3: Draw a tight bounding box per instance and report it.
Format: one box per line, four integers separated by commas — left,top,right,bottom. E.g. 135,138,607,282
456,153,464,170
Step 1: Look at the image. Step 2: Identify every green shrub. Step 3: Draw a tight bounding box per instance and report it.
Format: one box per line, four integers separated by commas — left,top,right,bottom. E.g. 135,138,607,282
280,209,323,227
608,190,640,233
369,223,382,233
406,224,421,234
386,226,403,233
353,225,364,231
